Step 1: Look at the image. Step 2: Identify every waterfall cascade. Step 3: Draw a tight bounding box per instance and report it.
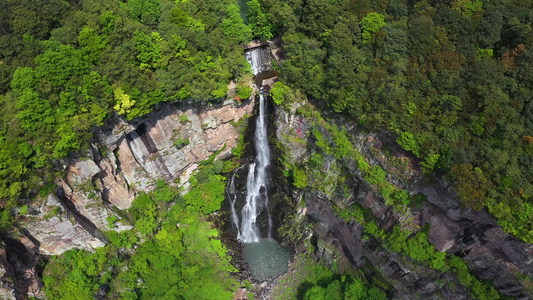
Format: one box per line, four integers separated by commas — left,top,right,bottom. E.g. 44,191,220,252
227,46,292,282
230,46,273,243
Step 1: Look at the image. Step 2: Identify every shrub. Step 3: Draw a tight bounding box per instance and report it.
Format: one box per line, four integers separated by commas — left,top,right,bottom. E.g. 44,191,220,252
236,85,253,100
293,168,309,189
270,81,293,106
179,114,189,123
173,137,189,149
19,204,28,215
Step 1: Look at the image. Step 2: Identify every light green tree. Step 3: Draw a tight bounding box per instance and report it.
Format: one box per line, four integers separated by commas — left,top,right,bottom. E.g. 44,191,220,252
359,12,386,43
222,5,252,43
113,87,136,116
247,0,273,41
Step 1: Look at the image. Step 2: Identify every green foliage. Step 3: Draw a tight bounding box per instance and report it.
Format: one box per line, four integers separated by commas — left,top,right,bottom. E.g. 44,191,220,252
134,30,162,70
184,164,226,214
19,204,28,215
293,168,309,189
222,5,252,43
35,42,91,87
279,255,388,300
105,230,138,249
477,48,493,61
179,114,189,123
396,131,419,157
236,84,253,100
259,0,533,244
43,247,115,300
106,215,117,228
78,27,107,63
338,193,502,299
453,0,484,17
450,164,490,210
366,165,387,185
128,0,161,25
449,256,500,300
421,153,441,173
174,137,190,149
0,210,15,232
312,129,333,155
360,13,386,43
0,0,254,207
270,81,293,106
44,160,236,299
232,133,246,158
113,87,136,116
247,0,273,41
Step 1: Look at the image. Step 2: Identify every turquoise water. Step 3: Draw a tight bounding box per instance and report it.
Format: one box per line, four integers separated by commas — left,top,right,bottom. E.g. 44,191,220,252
243,239,293,282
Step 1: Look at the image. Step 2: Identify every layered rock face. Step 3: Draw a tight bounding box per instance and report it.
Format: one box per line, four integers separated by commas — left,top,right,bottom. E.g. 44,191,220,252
275,105,533,298
23,99,254,257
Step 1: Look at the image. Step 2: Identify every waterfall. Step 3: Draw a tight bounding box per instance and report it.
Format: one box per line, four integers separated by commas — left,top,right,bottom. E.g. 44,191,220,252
240,92,273,243
229,46,273,244
244,49,261,75
244,46,272,76
227,173,241,239
229,92,272,243
227,46,293,282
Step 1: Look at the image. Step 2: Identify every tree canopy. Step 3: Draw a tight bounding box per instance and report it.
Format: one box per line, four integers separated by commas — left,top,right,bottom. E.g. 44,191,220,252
260,0,533,243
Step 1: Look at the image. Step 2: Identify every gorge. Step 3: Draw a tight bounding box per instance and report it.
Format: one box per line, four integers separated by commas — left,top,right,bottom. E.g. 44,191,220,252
1,0,533,298
228,46,292,283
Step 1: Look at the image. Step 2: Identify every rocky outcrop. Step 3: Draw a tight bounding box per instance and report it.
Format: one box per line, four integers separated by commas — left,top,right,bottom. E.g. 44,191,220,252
98,100,254,192
274,105,533,299
24,194,105,255
0,239,16,300
350,133,533,298
23,99,254,258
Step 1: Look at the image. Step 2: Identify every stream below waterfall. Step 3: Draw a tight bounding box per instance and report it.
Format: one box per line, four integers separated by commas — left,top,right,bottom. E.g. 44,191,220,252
226,46,292,282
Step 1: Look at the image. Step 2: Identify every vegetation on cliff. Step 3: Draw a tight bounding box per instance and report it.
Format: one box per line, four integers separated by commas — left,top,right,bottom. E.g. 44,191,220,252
1,0,533,299
0,0,254,212
43,163,237,299
259,0,533,244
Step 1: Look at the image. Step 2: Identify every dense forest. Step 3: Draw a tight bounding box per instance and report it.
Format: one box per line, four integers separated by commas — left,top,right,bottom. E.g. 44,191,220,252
264,0,533,243
0,0,532,298
0,0,257,209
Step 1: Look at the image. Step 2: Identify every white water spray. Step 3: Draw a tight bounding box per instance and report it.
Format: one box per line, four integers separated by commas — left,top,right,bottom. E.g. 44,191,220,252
239,92,272,243
228,47,273,243
227,46,293,281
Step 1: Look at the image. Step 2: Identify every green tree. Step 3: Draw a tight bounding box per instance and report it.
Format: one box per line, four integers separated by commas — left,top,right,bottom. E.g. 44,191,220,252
113,87,136,117
222,5,252,43
236,84,253,99
450,164,491,210
134,30,162,70
396,131,419,156
247,0,273,41
270,81,293,105
359,12,386,43
304,286,327,300
128,0,161,25
78,27,107,63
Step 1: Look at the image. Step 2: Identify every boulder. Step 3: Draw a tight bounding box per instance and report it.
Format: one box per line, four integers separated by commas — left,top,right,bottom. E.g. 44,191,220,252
24,194,105,256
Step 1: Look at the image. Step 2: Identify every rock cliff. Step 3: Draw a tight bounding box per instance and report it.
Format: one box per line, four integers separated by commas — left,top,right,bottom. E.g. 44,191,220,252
273,103,533,299
22,99,254,258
